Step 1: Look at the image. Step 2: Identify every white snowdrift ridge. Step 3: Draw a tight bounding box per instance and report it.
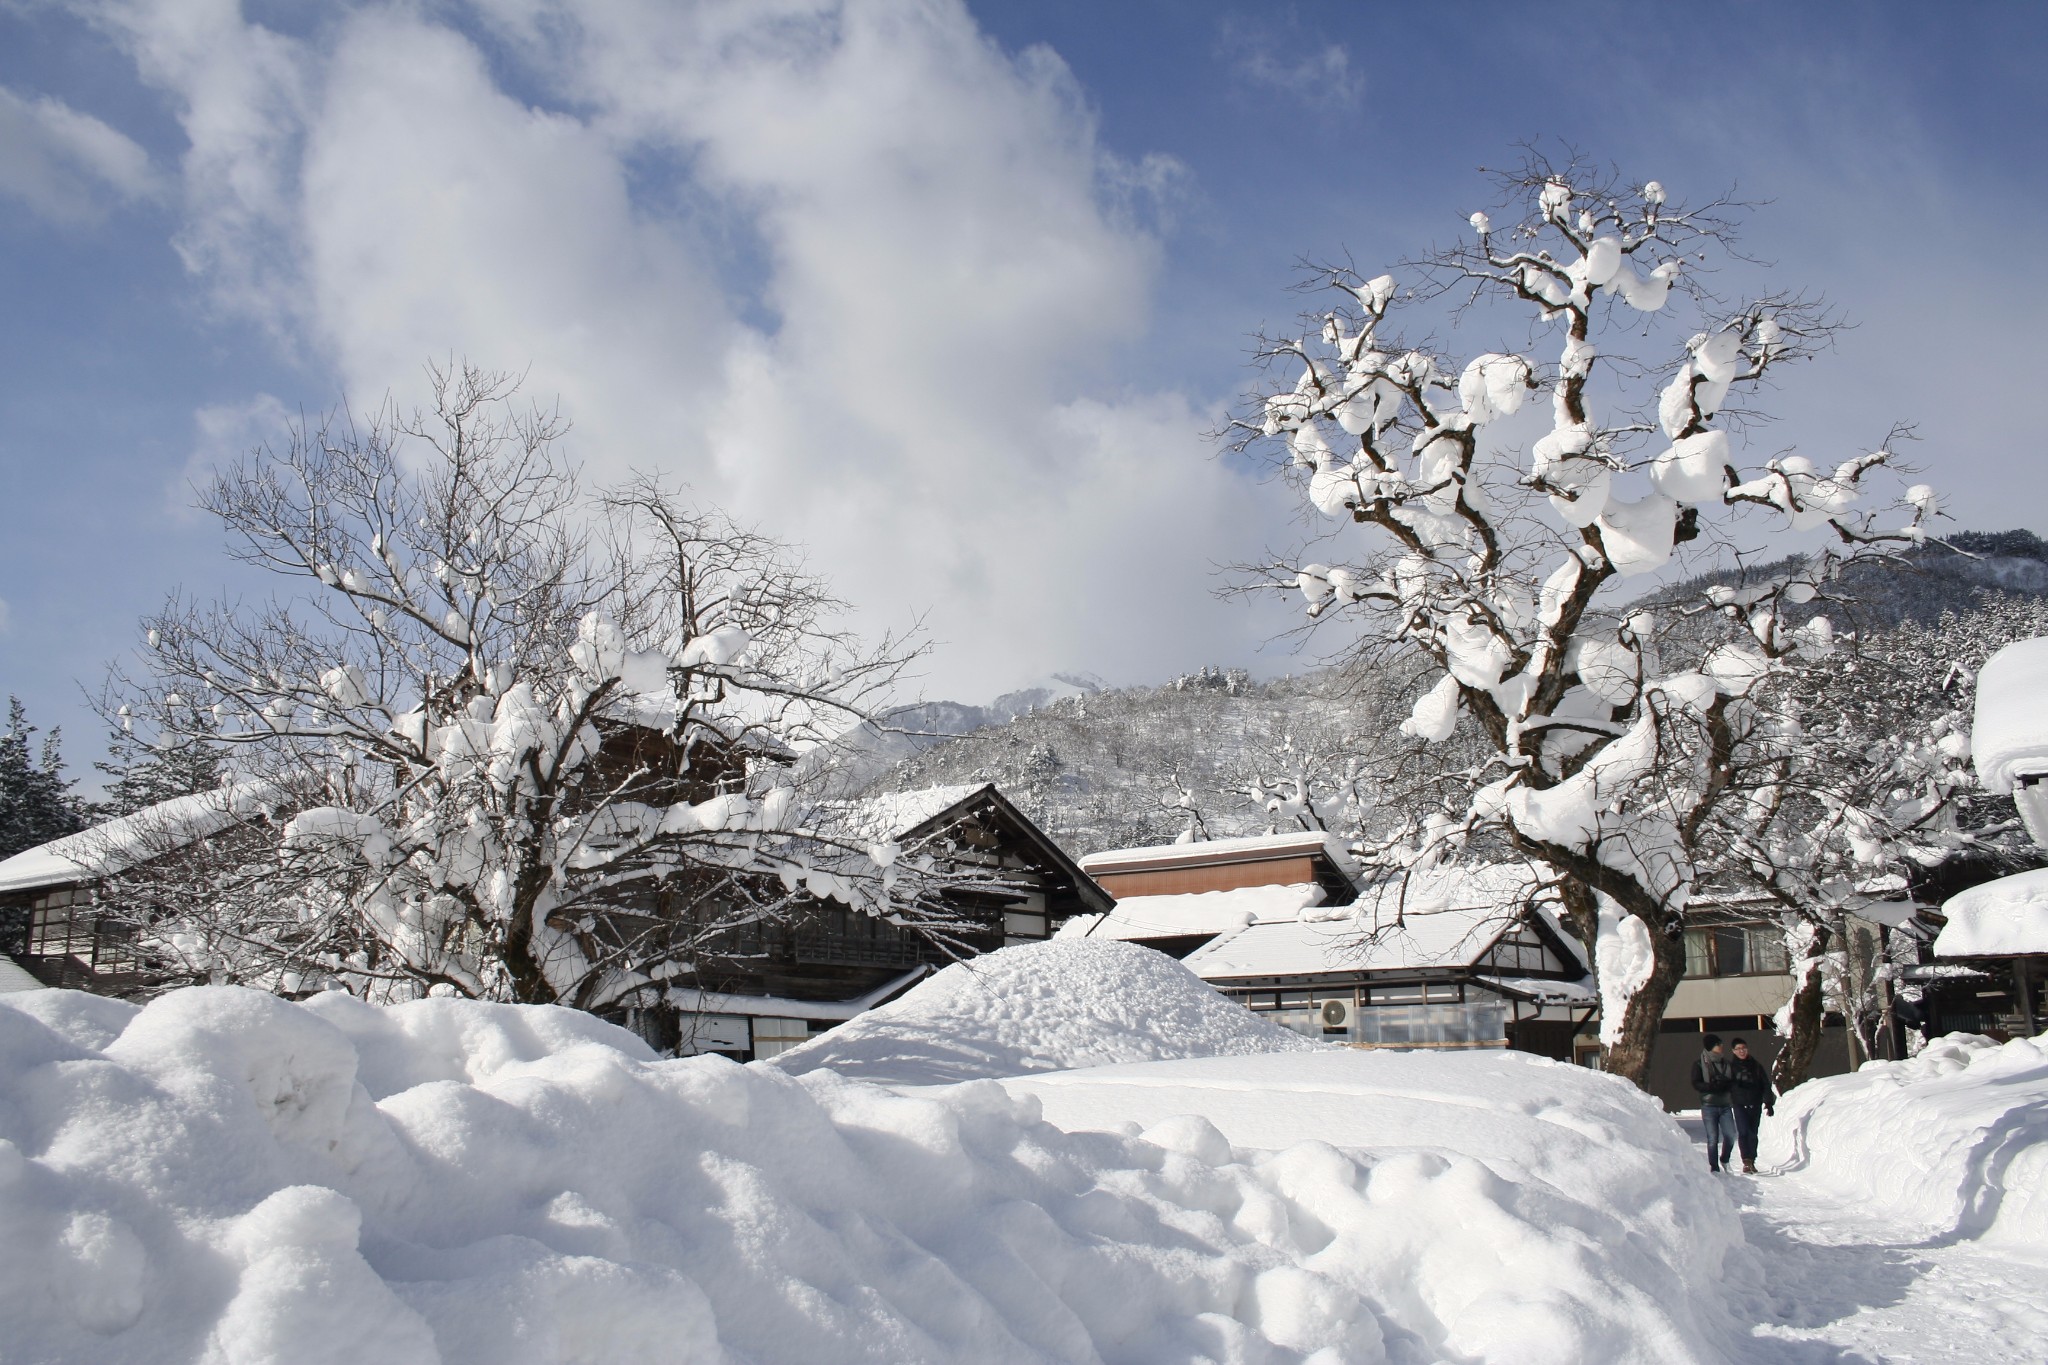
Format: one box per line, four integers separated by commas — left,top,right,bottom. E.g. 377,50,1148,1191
0,974,1754,1365
1761,1032,2048,1247
769,938,1322,1085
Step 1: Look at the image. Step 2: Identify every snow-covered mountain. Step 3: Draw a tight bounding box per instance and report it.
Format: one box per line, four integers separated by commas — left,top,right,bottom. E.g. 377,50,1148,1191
856,664,1422,856
801,673,1106,794
856,530,2048,860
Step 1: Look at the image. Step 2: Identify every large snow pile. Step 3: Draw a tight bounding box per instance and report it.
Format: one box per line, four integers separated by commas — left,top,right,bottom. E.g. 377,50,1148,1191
1760,1031,2048,1246
769,938,1322,1085
0,983,1751,1365
1010,1048,1756,1360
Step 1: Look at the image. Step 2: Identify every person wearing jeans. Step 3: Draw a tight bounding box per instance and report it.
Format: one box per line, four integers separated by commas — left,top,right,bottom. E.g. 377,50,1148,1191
1725,1037,1777,1174
1690,1034,1736,1172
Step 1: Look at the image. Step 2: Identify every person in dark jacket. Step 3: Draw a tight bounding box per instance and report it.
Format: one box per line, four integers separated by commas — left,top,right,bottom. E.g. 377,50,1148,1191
1690,1034,1737,1172
1725,1038,1777,1174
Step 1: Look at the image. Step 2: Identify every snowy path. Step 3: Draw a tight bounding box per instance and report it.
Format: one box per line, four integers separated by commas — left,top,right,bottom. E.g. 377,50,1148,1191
1657,1114,2048,1364
1737,1172,2048,1364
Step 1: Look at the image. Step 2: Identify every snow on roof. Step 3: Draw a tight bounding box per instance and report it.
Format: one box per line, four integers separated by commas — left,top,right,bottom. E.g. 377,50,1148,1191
0,782,277,893
664,968,930,1022
1973,637,2048,794
606,697,802,759
1934,867,2048,957
1084,882,1326,942
1477,975,1596,1005
837,783,990,841
0,957,46,993
1080,829,1352,874
1184,862,1551,980
1901,962,1996,981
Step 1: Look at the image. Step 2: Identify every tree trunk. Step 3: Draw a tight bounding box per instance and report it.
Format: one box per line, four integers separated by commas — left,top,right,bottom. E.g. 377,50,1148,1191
1773,926,1831,1092
1599,915,1688,1088
502,880,560,1005
1838,911,1868,1070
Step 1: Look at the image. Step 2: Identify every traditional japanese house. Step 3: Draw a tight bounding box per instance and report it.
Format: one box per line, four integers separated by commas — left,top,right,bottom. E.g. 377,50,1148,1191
638,782,1111,1059
0,755,1109,1057
1075,835,1593,1059
0,783,277,994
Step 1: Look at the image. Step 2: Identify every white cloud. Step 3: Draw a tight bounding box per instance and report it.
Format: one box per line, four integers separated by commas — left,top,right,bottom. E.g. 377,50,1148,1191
0,85,161,221
90,0,1281,701
80,0,309,323
1217,18,1363,111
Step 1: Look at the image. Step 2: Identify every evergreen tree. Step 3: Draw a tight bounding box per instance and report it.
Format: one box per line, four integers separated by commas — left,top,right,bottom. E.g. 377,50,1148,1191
90,723,227,820
0,697,84,859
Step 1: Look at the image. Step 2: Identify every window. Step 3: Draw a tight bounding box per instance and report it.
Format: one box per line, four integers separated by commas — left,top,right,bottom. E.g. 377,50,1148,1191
1351,1001,1506,1047
1684,924,1791,978
1368,985,1425,1004
1746,927,1789,975
750,1017,812,1060
1002,910,1047,943
675,1013,750,1056
1684,930,1711,978
1713,927,1747,975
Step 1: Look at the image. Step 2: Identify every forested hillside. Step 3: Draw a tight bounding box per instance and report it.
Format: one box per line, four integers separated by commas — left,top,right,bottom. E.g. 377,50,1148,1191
866,532,2048,860
869,665,1420,856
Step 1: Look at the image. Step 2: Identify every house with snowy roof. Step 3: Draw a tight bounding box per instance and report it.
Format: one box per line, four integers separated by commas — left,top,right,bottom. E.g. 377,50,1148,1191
648,782,1111,1060
1928,637,2048,1040
0,773,1110,1060
0,782,278,993
1072,834,1593,1059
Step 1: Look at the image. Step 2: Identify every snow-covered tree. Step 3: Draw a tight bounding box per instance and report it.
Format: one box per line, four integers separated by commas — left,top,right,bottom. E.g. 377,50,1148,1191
1236,152,1942,1083
105,362,979,1006
0,697,83,859
1719,592,2048,1084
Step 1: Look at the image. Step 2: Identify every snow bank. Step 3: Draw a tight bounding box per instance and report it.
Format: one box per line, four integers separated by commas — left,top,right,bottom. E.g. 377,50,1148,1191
1010,1049,1755,1364
0,982,1749,1364
770,938,1321,1085
1760,1032,2048,1247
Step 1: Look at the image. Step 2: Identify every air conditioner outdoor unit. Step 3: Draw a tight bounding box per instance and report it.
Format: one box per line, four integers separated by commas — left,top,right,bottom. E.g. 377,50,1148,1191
1319,998,1350,1031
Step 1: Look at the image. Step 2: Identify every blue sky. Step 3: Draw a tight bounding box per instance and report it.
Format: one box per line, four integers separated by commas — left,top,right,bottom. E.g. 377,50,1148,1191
3,0,2045,776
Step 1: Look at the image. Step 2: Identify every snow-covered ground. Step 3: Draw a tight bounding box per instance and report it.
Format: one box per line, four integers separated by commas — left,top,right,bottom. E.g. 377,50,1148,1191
1732,1150,2048,1364
3,948,2045,1362
1762,1032,2048,1246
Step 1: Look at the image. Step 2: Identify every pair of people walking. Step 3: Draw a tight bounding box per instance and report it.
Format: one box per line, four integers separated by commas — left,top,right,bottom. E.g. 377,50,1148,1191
1690,1034,1775,1173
